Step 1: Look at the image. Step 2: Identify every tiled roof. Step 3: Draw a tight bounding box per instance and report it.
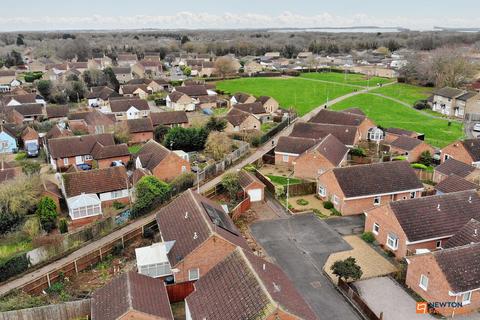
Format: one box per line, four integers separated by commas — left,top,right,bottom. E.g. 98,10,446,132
389,136,423,151
332,161,423,198
435,158,476,178
312,134,349,167
48,133,115,159
275,136,317,155
186,248,317,320
12,104,44,116
150,111,188,126
462,139,480,162
233,102,266,115
390,190,480,242
46,105,69,119
309,109,366,126
444,219,480,249
342,107,365,116
127,118,153,133
168,91,188,103
434,242,480,293
109,98,149,112
120,84,149,95
68,110,114,126
434,87,464,99
137,140,170,171
91,271,173,320
226,108,252,127
155,189,249,266
63,166,128,198
111,67,131,74
238,170,265,189
256,96,274,105
87,86,119,100
175,85,208,97
91,142,129,160
457,91,478,101
3,93,36,104
233,92,254,104
290,122,358,146
434,174,478,194
385,127,416,137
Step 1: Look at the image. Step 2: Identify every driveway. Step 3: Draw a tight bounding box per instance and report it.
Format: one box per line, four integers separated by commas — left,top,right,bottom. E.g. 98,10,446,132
354,277,434,320
251,214,360,320
325,215,365,235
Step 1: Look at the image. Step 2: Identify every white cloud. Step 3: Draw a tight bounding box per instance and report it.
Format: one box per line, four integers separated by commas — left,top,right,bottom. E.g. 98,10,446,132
1,11,479,31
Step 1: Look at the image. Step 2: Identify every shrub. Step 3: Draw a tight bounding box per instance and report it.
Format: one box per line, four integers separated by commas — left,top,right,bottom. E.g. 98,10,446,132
361,231,375,243
0,253,29,282
413,100,428,110
170,173,195,194
14,152,27,161
59,218,68,234
45,281,65,296
330,208,342,216
296,198,309,206
36,197,58,233
418,150,433,167
350,147,366,157
132,176,171,218
411,163,428,170
323,201,334,209
143,228,155,239
392,155,407,161
330,256,363,281
221,172,241,201
112,201,126,210
112,242,124,256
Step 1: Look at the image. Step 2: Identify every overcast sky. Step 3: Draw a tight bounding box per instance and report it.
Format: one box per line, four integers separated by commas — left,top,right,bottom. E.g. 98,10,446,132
2,0,480,31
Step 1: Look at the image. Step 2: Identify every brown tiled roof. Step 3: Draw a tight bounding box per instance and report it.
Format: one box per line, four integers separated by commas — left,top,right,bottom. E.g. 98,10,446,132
390,190,480,242
332,161,423,198
238,170,265,189
444,219,480,249
226,108,252,127
91,142,129,160
434,87,464,99
435,158,476,178
156,189,249,266
87,86,119,100
389,136,423,151
168,91,188,103
457,91,478,101
63,166,128,197
127,118,153,133
12,104,44,116
233,92,254,104
46,125,73,139
68,110,115,127
91,271,173,320
150,111,188,126
0,70,15,77
109,98,149,112
48,133,115,159
175,85,208,97
256,96,275,106
117,54,137,61
311,134,349,167
309,109,366,126
111,67,131,74
42,180,62,199
186,248,317,320
46,105,69,119
120,84,149,95
276,136,317,155
290,122,358,146
137,140,170,171
3,93,36,104
233,102,266,115
434,242,480,293
461,139,480,162
435,174,478,194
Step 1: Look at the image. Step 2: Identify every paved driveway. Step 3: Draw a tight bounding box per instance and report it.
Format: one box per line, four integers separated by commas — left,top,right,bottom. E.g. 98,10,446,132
324,215,365,235
251,213,360,320
354,277,434,320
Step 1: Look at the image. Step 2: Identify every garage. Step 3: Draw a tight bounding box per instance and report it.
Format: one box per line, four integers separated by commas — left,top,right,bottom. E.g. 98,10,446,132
238,170,265,203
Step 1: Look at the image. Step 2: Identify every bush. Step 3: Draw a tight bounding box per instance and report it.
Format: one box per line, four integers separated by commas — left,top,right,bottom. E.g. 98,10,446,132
112,201,126,210
331,256,363,281
419,150,433,167
323,201,334,209
411,163,428,170
0,253,29,282
350,147,366,157
413,100,428,110
296,198,309,206
143,228,155,239
361,231,376,243
112,242,124,256
14,152,27,161
392,155,407,161
170,173,195,194
59,218,68,234
330,208,342,216
132,176,171,218
36,197,58,233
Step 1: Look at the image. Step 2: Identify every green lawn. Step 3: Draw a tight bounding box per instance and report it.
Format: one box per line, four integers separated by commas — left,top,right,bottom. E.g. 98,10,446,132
370,83,433,106
261,122,277,133
0,239,32,262
266,175,302,186
217,77,357,116
330,94,464,147
300,72,394,87
213,107,229,116
128,144,142,154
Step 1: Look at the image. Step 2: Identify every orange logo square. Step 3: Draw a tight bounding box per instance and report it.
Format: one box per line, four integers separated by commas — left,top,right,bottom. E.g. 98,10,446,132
416,302,428,314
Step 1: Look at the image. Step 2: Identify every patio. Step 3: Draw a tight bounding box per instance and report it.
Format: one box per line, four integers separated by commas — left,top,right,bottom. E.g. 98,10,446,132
288,194,331,216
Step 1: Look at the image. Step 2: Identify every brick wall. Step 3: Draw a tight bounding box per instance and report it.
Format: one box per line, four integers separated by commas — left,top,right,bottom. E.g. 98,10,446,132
440,143,472,164
129,131,153,144
97,155,131,169
274,153,298,167
152,153,191,182
294,151,337,180
390,143,435,163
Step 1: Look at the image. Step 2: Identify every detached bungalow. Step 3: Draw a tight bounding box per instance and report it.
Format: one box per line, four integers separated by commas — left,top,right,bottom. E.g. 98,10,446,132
119,84,150,99
61,166,130,221
233,102,272,123
433,158,480,184
166,91,196,112
290,122,360,147
230,92,256,105
109,98,150,120
317,161,423,215
87,86,120,107
150,111,188,128
126,118,154,144
224,108,261,133
112,67,133,84
384,127,423,144
388,136,435,163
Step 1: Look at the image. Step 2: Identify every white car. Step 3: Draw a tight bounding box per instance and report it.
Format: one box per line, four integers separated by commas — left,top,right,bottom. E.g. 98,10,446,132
473,123,480,132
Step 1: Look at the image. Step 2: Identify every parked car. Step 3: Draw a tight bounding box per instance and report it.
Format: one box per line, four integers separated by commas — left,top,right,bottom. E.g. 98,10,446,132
110,160,125,167
473,123,480,132
76,163,92,170
25,141,39,157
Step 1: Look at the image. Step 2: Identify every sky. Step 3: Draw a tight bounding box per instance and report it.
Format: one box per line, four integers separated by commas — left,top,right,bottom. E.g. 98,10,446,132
2,0,480,32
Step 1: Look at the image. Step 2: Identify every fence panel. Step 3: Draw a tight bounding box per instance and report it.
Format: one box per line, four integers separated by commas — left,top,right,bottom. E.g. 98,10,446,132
285,182,317,197
0,299,91,320
254,170,276,193
166,282,195,303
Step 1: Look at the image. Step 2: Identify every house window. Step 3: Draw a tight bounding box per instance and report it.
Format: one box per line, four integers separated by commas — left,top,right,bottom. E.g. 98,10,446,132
63,158,69,165
188,268,199,281
444,154,451,161
410,192,416,199
181,165,187,173
111,191,123,199
318,185,326,197
373,223,380,235
283,155,289,162
84,155,93,160
373,196,381,206
436,240,442,249
332,195,339,205
386,233,399,250
462,291,472,305
419,274,429,291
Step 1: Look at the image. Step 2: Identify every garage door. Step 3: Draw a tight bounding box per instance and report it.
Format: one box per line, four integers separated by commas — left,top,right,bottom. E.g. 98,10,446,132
248,189,262,202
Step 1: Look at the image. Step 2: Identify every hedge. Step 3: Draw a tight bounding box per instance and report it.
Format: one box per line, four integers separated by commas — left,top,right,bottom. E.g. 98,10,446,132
0,253,29,282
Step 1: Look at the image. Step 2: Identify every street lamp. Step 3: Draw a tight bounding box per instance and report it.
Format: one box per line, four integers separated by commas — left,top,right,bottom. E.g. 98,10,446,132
285,164,295,212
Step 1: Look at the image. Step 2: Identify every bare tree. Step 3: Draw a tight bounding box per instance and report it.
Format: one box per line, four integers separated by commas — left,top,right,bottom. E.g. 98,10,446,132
428,47,478,88
214,56,238,78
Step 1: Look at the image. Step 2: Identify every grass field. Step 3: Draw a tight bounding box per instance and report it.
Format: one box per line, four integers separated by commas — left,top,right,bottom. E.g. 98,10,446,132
217,77,356,116
370,83,433,105
128,144,142,154
266,175,302,186
331,94,463,147
300,72,394,87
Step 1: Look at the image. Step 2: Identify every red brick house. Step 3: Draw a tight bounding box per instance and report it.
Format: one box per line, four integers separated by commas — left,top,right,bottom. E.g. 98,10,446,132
224,108,262,133
156,189,250,284
68,110,115,134
434,174,478,194
275,136,318,167
126,118,154,144
308,109,376,141
384,127,423,144
364,190,480,258
406,242,480,317
150,111,188,128
185,248,317,320
317,161,423,215
440,138,480,167
91,271,173,320
433,158,480,184
135,140,190,182
289,122,360,147
90,143,130,169
388,136,435,162
238,170,265,202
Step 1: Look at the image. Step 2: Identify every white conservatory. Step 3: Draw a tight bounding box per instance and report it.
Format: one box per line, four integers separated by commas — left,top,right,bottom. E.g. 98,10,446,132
135,241,175,278
66,193,102,220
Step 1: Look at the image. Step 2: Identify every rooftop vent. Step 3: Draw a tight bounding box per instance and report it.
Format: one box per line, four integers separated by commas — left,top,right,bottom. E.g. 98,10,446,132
437,204,441,211
193,232,198,240
184,211,189,219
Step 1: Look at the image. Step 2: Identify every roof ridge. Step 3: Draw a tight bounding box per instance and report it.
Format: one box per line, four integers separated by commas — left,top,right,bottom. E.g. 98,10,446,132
126,272,133,311
188,189,214,234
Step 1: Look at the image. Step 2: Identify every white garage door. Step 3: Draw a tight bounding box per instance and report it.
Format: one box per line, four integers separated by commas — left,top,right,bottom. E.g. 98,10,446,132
248,189,262,202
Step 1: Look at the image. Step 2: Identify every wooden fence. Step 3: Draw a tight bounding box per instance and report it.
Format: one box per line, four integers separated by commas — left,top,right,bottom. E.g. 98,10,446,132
413,169,434,182
166,281,195,303
0,299,91,320
337,278,383,320
285,181,317,197
231,196,251,220
254,170,276,194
